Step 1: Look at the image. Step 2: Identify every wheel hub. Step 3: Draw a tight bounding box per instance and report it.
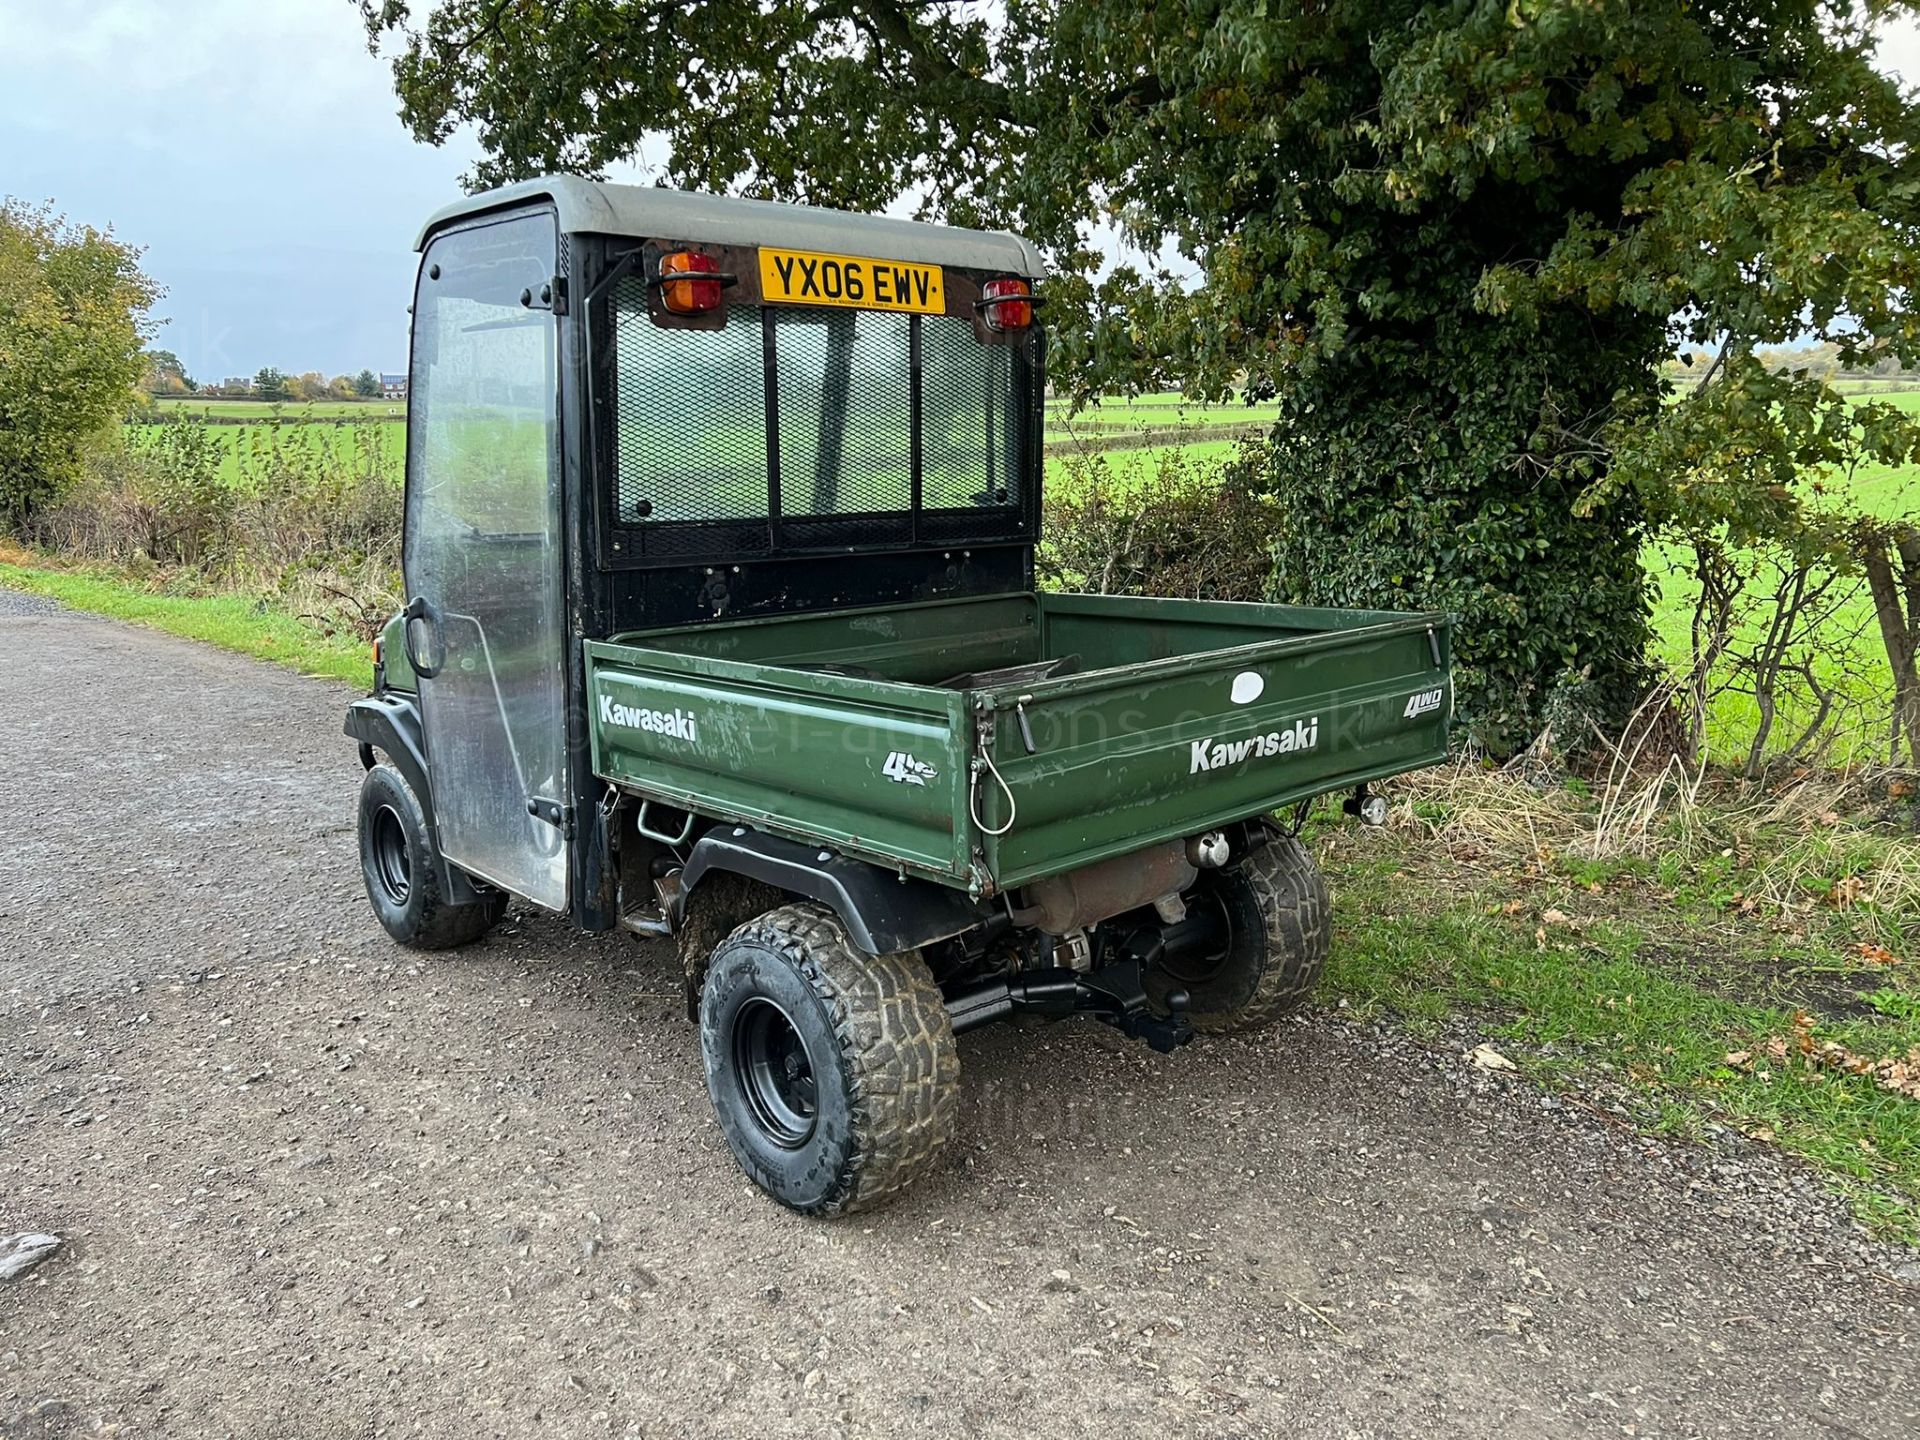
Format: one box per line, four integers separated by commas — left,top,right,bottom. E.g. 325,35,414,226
1152,885,1235,987
370,804,411,905
732,997,818,1149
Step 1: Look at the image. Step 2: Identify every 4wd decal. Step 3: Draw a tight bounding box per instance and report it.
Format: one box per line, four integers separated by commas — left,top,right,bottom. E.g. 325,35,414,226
882,751,939,786
1403,687,1446,721
1189,717,1319,774
599,693,699,744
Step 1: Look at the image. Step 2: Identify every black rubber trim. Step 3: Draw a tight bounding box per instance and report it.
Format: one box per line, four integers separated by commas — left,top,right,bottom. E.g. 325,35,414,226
343,694,488,907
675,829,990,955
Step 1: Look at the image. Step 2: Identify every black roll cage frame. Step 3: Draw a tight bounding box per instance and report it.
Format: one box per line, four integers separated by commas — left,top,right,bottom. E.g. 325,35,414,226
528,222,1043,933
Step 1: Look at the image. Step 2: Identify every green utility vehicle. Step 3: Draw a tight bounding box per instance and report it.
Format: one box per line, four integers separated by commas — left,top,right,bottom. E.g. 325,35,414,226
347,178,1452,1214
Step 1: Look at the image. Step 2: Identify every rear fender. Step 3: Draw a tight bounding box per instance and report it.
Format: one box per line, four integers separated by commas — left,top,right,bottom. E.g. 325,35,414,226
674,827,990,956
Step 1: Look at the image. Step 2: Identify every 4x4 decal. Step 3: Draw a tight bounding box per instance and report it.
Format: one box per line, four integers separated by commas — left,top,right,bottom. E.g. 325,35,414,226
882,751,939,786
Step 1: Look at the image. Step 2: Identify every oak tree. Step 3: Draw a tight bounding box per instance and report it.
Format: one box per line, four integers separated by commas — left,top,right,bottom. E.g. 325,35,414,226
361,0,1920,747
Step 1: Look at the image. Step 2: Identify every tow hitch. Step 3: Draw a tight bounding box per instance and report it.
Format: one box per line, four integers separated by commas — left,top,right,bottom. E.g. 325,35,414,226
944,903,1228,1053
945,962,1193,1052
1080,959,1194,1053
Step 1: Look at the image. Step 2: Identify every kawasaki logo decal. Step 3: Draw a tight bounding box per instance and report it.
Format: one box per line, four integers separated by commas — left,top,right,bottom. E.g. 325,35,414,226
1189,717,1319,774
599,692,699,744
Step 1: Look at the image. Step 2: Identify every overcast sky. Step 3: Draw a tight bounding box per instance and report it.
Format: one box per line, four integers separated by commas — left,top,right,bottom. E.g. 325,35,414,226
1,0,496,381
5,2,1920,383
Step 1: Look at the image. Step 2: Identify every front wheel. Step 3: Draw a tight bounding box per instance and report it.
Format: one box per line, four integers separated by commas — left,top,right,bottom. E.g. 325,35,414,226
699,903,959,1215
1145,831,1330,1033
357,763,506,950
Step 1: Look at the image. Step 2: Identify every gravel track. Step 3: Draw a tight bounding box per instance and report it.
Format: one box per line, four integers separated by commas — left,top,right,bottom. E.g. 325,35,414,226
0,589,62,618
1,599,1915,1439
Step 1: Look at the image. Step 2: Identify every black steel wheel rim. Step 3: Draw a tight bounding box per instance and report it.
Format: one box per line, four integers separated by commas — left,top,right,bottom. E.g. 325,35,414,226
732,996,818,1149
1155,886,1237,986
370,804,411,905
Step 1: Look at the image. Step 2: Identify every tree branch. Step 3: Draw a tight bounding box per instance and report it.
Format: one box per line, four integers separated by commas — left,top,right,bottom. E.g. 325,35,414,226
814,1,1019,124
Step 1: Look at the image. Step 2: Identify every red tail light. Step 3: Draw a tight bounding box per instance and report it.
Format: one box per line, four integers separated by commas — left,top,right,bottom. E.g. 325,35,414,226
660,251,722,314
981,277,1032,331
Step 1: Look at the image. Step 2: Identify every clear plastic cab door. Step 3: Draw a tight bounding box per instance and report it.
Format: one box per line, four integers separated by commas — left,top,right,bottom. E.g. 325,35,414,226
404,211,568,911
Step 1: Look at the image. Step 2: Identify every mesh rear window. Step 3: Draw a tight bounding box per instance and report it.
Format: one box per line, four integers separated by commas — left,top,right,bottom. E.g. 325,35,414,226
604,283,1032,564
612,288,767,527
924,314,1016,509
774,308,912,517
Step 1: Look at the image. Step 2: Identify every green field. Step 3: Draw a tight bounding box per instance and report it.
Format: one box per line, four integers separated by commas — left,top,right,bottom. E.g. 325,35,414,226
1047,387,1912,506
130,416,407,485
128,384,1917,524
1043,437,1244,494
1045,395,1276,440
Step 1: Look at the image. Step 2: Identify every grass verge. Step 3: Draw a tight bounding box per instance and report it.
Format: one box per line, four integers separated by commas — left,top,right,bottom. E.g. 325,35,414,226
1312,775,1920,1244
0,556,368,685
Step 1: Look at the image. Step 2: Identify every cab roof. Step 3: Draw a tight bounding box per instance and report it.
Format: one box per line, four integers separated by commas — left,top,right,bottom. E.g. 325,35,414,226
415,175,1046,278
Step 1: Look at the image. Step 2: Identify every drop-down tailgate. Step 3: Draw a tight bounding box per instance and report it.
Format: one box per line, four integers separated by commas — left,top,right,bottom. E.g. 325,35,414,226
963,596,1452,888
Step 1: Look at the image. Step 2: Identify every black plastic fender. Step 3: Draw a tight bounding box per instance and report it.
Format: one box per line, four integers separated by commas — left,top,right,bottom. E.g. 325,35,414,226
674,827,991,955
346,693,429,796
343,694,490,907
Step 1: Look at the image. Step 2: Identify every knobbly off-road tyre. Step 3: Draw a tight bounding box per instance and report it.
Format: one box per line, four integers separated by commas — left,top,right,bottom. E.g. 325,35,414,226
699,902,958,1215
1146,832,1330,1033
357,763,506,950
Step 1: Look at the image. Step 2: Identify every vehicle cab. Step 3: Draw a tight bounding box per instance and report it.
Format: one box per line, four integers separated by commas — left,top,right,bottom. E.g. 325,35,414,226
353,177,1046,927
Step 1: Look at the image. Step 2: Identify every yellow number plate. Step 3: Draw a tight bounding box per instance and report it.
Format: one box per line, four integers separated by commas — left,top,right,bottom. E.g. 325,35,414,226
758,247,944,315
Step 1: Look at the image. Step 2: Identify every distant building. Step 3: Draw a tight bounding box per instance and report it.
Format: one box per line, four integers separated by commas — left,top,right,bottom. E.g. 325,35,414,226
381,373,408,401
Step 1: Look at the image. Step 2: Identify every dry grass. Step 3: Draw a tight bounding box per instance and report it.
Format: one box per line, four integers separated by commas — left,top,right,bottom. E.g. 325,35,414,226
1377,731,1920,947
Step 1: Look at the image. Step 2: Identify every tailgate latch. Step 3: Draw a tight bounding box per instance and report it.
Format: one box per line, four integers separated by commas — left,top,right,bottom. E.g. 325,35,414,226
1013,695,1037,755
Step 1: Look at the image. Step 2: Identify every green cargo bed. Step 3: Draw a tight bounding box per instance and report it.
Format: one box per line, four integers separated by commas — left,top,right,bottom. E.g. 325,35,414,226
584,592,1450,894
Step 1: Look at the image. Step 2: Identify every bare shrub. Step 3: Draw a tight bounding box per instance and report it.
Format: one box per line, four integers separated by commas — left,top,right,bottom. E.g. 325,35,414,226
1661,532,1884,776
1377,750,1920,944
31,423,230,569
1039,442,1278,599
230,421,402,642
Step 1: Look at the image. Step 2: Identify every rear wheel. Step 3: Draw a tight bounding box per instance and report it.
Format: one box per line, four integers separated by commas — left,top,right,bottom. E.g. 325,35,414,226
1145,832,1329,1033
357,763,506,950
699,903,958,1215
